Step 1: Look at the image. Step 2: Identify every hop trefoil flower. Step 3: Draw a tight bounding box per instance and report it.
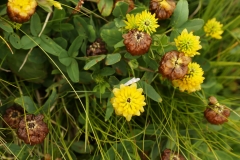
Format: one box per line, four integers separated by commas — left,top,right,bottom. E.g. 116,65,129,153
124,13,138,31
7,0,37,23
175,29,202,57
172,62,205,93
124,10,159,35
135,10,159,35
204,18,223,39
111,83,146,121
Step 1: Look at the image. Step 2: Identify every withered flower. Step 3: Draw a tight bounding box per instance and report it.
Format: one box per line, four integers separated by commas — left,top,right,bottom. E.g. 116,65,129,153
158,50,191,80
161,149,185,160
17,114,49,145
204,96,231,125
3,105,23,129
87,38,108,56
149,0,176,20
123,30,152,56
115,0,134,13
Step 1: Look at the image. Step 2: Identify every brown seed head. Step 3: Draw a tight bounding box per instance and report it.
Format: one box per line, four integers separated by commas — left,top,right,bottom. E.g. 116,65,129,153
161,149,185,160
150,0,176,20
204,104,230,125
158,50,191,80
3,105,23,129
17,114,49,145
87,38,108,56
123,30,152,56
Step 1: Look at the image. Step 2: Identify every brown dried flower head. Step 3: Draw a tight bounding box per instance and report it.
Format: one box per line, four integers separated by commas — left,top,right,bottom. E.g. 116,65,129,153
161,149,185,160
158,50,191,80
204,96,231,125
150,0,176,20
123,30,152,56
3,105,23,129
87,38,108,56
115,0,135,13
17,114,49,145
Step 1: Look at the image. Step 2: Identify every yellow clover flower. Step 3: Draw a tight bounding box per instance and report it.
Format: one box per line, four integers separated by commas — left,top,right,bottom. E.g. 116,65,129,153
124,14,138,31
204,18,223,39
47,0,62,9
37,0,63,10
111,83,146,121
50,0,62,9
172,62,204,93
136,10,159,34
175,29,202,57
7,0,37,23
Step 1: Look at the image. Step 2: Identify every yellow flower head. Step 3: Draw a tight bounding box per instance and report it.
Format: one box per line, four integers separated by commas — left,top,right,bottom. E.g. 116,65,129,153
204,18,223,39
136,10,159,34
7,0,37,23
111,83,146,121
124,14,138,31
172,62,204,93
47,0,62,9
51,0,62,9
175,29,202,57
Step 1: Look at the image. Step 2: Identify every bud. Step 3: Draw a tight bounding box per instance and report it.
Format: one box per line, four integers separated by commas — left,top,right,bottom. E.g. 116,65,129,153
158,50,191,80
208,96,218,106
87,38,108,56
123,30,152,56
7,0,37,23
149,0,176,20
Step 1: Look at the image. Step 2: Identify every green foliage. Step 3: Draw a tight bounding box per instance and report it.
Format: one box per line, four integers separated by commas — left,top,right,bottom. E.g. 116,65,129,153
1,0,240,159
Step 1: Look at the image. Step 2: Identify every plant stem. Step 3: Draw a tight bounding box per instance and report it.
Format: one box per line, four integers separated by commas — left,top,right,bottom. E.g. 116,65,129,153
18,11,52,71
